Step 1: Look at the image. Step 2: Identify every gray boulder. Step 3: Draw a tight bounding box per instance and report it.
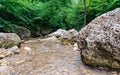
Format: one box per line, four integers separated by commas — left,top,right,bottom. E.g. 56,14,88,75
0,33,21,48
60,29,79,45
47,29,78,45
76,8,120,68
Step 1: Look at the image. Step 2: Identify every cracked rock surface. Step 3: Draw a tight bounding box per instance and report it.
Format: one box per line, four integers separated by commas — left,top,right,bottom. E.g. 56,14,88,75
77,8,120,68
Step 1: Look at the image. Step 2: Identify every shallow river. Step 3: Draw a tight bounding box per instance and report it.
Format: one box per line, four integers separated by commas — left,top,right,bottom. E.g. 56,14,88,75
0,38,119,75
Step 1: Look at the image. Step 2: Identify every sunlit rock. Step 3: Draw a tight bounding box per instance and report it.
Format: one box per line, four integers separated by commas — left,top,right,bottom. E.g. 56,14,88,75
7,46,19,54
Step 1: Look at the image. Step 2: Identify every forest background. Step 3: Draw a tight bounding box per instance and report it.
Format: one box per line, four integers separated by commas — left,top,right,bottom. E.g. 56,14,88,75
0,0,120,36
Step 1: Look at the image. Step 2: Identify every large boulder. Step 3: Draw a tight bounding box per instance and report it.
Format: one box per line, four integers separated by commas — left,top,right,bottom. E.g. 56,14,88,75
0,33,21,48
76,8,120,68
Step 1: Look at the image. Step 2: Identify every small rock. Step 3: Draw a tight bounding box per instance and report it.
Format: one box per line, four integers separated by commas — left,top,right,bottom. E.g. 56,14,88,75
47,29,67,38
24,47,31,51
0,46,19,59
15,59,26,65
0,48,12,58
109,71,118,75
0,59,9,66
21,46,34,55
7,46,19,54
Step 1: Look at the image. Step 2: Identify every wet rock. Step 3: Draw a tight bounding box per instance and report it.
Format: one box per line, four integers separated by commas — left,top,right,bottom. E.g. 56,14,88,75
0,33,21,48
77,8,120,68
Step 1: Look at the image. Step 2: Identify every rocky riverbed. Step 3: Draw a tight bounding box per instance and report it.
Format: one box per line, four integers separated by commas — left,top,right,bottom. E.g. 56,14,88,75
0,37,119,75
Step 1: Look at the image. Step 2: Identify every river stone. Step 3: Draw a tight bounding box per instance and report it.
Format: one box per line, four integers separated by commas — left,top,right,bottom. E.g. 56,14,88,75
76,8,120,68
0,33,21,48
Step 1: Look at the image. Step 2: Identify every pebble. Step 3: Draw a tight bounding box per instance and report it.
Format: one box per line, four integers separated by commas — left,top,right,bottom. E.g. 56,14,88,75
0,59,9,66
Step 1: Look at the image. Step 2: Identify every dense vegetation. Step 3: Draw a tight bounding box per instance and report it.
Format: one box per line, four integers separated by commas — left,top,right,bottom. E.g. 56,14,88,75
0,0,120,36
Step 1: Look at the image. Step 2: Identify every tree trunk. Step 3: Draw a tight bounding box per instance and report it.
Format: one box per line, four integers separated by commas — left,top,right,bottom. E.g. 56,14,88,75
83,0,87,26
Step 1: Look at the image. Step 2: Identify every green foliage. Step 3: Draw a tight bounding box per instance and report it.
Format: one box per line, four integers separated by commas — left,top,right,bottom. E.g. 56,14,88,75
0,0,120,36
0,0,44,35
0,18,15,32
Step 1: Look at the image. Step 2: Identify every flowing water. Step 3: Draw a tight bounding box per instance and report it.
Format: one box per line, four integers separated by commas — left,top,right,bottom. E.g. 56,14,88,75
0,38,119,75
